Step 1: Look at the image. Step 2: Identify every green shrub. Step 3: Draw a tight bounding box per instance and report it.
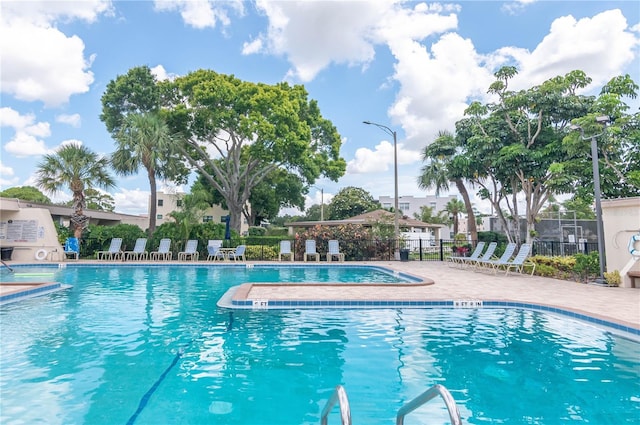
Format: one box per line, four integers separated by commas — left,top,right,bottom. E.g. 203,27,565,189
573,252,600,282
248,226,266,236
245,245,278,261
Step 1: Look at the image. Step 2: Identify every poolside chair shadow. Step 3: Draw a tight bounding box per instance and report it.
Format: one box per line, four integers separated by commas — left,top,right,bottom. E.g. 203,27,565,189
124,238,148,261
304,240,320,262
151,238,172,261
178,240,199,261
475,242,517,272
63,237,80,261
449,241,485,268
207,240,224,261
227,245,246,262
97,238,123,261
279,240,294,261
326,240,345,262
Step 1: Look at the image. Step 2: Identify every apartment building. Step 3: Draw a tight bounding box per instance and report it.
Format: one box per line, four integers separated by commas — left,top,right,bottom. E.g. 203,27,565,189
152,192,250,234
378,195,458,220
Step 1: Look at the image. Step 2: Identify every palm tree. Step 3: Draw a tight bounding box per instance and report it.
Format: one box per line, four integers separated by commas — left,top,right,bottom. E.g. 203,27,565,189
444,198,466,236
112,112,181,235
417,130,478,241
36,143,114,238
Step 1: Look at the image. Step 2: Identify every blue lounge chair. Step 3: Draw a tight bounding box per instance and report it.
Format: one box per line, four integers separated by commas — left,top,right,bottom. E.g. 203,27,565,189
63,237,80,260
178,240,199,261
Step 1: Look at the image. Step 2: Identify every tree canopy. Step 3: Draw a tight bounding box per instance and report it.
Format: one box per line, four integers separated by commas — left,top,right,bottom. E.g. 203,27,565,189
0,186,51,204
162,70,346,231
422,67,637,244
328,186,379,220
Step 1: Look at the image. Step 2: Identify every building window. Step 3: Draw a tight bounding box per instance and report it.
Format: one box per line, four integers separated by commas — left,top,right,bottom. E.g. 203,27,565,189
157,199,164,207
203,216,213,223
176,199,182,207
220,216,227,223
156,214,163,219
382,202,392,209
399,202,410,211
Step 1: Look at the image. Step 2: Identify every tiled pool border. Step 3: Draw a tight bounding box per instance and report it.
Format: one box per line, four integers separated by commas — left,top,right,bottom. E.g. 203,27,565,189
0,282,68,305
4,262,639,338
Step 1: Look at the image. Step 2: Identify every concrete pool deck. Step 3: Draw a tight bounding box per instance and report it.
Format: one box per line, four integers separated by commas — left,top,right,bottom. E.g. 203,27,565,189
234,261,640,331
2,260,639,332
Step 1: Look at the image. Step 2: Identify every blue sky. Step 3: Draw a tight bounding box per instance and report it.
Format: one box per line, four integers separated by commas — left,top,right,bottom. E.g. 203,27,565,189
1,1,639,216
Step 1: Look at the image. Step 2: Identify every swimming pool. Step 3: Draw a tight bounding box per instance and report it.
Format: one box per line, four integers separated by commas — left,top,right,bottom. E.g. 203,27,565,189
1,265,638,424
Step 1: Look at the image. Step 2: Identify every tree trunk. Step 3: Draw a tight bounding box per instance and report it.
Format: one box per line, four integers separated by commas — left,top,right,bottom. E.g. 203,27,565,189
148,170,157,235
456,179,478,242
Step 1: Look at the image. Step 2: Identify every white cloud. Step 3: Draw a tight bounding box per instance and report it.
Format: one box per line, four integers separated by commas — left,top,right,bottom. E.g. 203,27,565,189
347,140,420,174
1,107,51,156
0,1,109,107
150,65,178,82
1,0,113,26
0,21,95,106
501,10,639,91
153,0,244,29
0,161,14,177
251,0,384,82
55,113,81,127
113,188,150,215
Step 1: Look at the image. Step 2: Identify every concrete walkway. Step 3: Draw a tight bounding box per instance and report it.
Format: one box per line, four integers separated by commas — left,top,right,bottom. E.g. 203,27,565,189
241,261,640,330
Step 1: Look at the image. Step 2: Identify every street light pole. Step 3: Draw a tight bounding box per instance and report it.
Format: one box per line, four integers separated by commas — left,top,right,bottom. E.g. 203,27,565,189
571,116,610,284
320,188,324,221
363,120,400,260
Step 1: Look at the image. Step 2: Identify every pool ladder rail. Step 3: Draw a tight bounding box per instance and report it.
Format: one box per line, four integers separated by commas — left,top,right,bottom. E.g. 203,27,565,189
320,384,462,425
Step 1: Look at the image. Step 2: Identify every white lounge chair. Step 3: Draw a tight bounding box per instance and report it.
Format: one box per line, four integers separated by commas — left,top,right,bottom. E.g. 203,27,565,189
150,238,172,261
124,238,148,261
279,240,294,261
304,240,320,262
463,242,497,269
501,244,536,276
326,240,344,262
227,245,246,262
476,242,517,271
97,238,123,261
206,240,224,261
178,239,199,261
450,241,485,268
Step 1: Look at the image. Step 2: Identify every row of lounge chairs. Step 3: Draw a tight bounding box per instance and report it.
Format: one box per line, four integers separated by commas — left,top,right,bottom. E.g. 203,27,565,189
278,239,345,262
449,241,536,275
84,238,345,262
92,238,247,262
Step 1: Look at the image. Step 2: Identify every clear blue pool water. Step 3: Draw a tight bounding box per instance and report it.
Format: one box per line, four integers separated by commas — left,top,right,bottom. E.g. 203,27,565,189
0,265,638,425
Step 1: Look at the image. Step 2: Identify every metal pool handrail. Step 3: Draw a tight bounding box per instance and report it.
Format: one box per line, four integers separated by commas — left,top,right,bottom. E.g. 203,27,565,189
396,384,462,425
320,385,351,425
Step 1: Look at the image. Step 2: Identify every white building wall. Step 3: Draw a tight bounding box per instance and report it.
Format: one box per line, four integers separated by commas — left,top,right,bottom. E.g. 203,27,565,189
601,197,640,288
378,195,458,219
152,192,250,234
